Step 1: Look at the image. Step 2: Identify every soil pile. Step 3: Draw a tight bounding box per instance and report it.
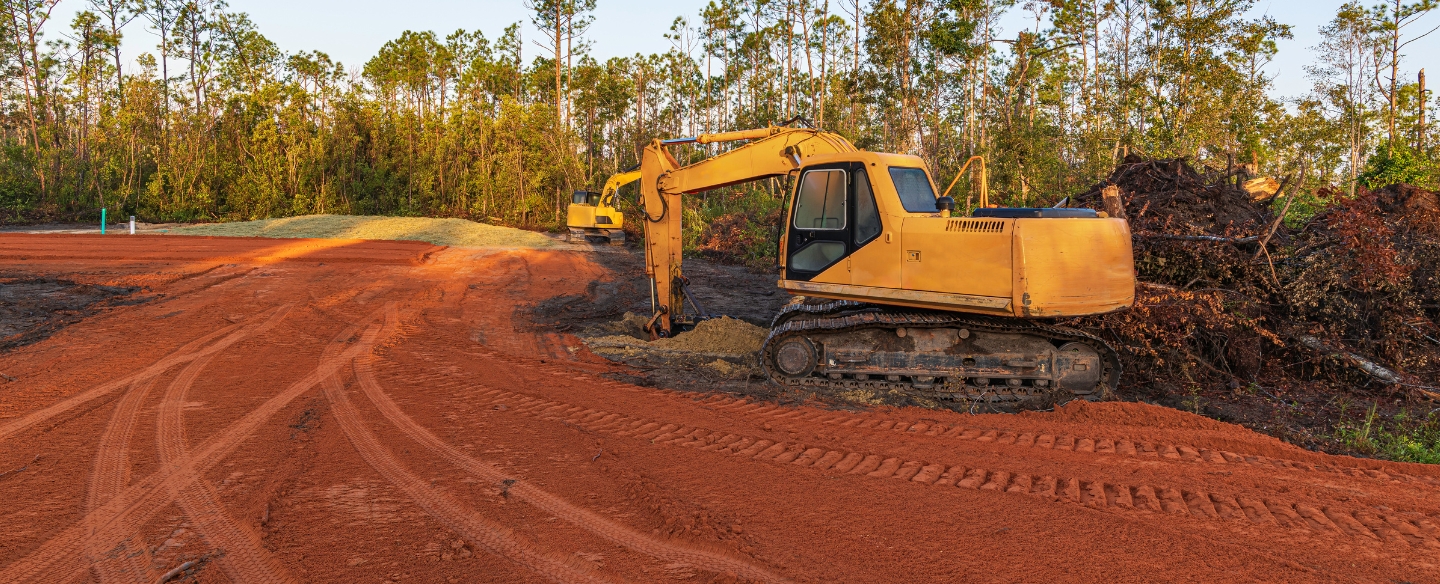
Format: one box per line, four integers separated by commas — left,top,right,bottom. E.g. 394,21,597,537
1073,156,1440,450
583,314,767,358
653,317,768,354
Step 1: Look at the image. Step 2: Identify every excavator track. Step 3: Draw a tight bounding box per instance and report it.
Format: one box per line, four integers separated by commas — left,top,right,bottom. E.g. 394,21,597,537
762,301,1120,409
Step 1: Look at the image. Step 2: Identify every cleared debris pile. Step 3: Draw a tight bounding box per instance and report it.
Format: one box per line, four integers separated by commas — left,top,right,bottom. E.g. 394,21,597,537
1073,156,1440,415
1283,184,1440,385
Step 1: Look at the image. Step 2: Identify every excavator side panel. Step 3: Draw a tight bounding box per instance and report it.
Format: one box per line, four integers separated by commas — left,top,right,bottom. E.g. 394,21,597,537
901,216,1015,303
846,231,901,289
1011,217,1134,317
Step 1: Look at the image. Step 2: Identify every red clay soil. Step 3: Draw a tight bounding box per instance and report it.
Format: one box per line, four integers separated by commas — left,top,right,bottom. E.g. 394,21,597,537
1,233,1438,584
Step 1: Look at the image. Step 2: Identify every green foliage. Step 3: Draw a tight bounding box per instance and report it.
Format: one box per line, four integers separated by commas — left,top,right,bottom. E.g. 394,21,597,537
1334,402,1440,464
686,186,786,267
1359,144,1436,189
0,0,1433,255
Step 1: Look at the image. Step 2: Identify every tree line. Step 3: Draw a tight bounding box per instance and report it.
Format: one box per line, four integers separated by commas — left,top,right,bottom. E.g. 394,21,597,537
0,0,1435,227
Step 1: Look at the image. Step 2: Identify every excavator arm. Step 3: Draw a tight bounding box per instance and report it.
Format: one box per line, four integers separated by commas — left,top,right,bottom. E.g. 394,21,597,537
599,169,640,206
639,125,858,336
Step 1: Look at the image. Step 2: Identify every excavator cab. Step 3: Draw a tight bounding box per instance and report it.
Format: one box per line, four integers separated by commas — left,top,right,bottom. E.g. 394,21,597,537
776,152,1135,318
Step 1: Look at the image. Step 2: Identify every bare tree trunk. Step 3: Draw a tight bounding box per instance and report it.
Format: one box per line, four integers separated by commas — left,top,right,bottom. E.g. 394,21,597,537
1420,69,1428,149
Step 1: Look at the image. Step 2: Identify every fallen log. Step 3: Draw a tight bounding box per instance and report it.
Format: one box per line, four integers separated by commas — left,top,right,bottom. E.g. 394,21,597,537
1136,232,1259,244
1297,335,1401,384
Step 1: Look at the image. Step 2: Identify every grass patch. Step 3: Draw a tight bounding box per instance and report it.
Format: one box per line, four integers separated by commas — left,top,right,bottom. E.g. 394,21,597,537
168,214,555,248
1334,402,1440,464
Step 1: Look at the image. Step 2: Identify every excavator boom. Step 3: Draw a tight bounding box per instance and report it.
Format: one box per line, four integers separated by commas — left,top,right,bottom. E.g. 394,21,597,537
639,126,858,334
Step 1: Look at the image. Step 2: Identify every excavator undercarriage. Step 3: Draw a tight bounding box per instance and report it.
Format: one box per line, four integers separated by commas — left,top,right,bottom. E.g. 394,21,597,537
762,300,1121,408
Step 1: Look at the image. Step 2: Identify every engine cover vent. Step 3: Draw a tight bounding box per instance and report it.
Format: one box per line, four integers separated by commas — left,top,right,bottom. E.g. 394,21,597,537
945,219,1006,233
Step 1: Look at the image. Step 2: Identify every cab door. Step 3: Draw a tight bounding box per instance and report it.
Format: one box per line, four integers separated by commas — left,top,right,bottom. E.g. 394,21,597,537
785,166,851,283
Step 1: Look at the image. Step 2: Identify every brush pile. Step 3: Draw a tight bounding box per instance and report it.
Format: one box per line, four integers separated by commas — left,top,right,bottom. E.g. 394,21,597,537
1073,155,1440,404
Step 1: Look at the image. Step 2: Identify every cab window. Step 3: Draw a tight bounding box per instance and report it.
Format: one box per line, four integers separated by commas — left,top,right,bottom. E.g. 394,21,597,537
889,167,938,213
793,169,847,230
854,169,882,245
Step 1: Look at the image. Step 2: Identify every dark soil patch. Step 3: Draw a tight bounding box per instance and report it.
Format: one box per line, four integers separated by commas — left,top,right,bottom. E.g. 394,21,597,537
531,250,790,331
532,249,794,398
0,277,141,351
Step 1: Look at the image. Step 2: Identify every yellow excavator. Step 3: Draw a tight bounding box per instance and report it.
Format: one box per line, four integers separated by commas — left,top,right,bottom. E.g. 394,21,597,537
567,168,641,244
637,122,1136,405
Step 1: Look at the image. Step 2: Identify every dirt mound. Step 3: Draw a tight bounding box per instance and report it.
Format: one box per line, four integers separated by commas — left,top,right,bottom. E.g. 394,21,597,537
170,214,555,248
584,315,767,358
654,317,767,354
1028,400,1234,431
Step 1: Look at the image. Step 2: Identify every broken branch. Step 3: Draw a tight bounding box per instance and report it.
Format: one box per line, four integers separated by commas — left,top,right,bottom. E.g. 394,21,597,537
157,560,197,584
1253,165,1304,260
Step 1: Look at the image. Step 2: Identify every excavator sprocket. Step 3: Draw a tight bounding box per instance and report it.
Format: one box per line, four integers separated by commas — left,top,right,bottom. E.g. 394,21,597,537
761,301,1120,409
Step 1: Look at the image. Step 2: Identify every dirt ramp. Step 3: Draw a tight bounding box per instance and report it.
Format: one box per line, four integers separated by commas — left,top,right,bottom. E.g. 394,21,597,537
1033,400,1235,431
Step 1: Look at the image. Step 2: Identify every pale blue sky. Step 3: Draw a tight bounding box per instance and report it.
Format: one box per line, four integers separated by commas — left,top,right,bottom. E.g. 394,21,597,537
49,0,1439,99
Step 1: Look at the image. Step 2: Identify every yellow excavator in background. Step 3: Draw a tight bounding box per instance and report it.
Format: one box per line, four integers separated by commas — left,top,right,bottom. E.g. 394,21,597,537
567,167,640,244
637,122,1137,406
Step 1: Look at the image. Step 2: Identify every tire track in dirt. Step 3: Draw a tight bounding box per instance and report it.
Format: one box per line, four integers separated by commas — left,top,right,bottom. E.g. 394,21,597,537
153,307,299,584
0,265,254,402
0,305,397,584
428,382,1440,553
83,375,164,584
85,307,290,583
320,367,612,584
687,394,1438,486
501,350,1436,489
0,312,255,445
349,357,790,583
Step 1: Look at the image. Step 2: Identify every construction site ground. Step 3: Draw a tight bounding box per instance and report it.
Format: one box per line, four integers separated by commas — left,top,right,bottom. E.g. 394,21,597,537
1,233,1438,583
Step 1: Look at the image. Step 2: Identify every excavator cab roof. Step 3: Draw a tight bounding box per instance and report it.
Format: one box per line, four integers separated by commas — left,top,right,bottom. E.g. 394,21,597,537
571,190,601,206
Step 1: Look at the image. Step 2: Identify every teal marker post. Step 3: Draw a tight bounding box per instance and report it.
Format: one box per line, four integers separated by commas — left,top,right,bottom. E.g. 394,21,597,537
101,208,106,234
